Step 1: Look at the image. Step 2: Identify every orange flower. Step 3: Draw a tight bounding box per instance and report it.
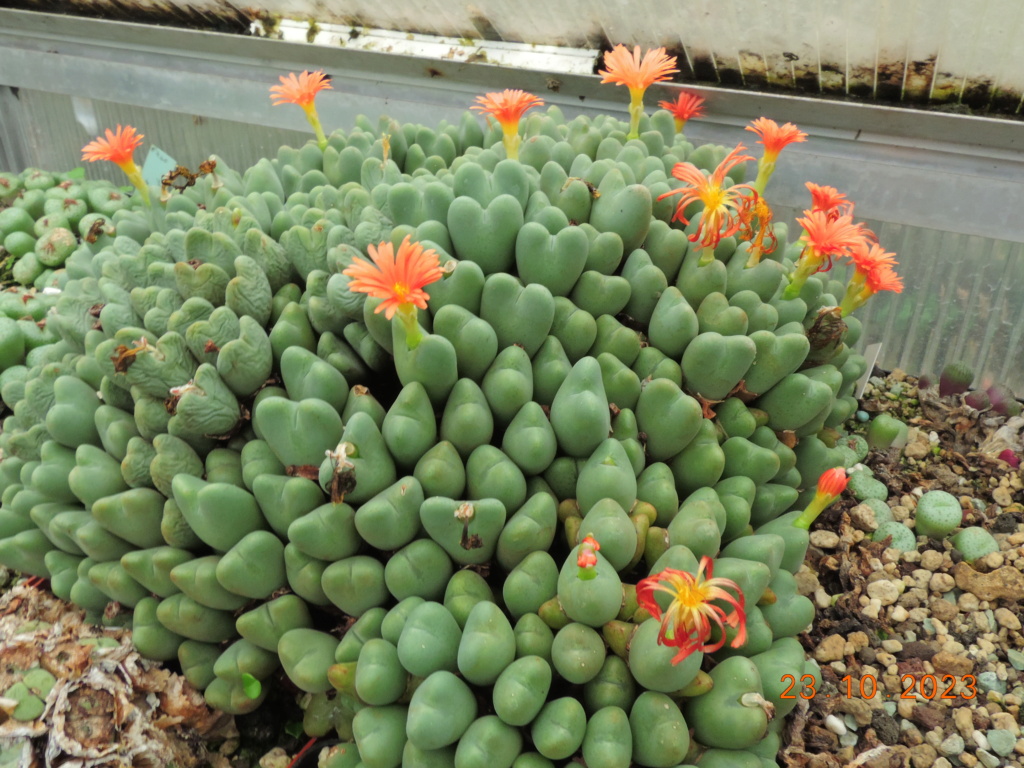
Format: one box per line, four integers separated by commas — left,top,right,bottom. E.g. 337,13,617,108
657,144,757,253
796,209,866,272
343,236,444,321
270,70,332,107
81,125,149,204
271,71,332,149
637,558,747,664
848,239,896,274
471,89,544,132
658,91,705,132
600,45,679,139
793,467,849,529
81,125,144,170
745,117,808,163
600,44,679,92
471,90,544,160
577,535,601,580
865,263,903,295
806,182,854,220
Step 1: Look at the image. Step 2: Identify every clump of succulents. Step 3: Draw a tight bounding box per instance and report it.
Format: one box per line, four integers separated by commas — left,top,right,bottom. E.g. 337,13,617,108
0,46,907,767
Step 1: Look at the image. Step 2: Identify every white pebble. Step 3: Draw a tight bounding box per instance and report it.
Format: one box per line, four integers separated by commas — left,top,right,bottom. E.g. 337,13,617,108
826,714,847,736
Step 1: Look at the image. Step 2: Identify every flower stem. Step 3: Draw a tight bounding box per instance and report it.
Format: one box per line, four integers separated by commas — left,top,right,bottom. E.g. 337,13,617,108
118,161,150,206
502,124,522,161
627,89,645,140
303,104,328,151
792,496,829,530
751,159,776,197
396,304,423,350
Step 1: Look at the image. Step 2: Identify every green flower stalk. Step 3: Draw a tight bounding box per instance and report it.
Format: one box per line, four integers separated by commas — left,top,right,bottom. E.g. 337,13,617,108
270,70,333,150
792,467,849,530
599,44,679,140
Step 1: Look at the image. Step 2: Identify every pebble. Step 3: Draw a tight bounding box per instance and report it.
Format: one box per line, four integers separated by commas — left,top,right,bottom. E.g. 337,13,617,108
815,634,847,662
979,672,1007,695
844,714,860,732
883,701,897,716
995,607,1021,630
938,733,965,758
908,744,937,768
954,706,977,739
935,757,952,768
857,410,870,422
986,729,1017,756
826,714,847,735
977,749,1001,768
920,550,945,571
991,712,1020,736
866,580,902,606
881,639,903,653
890,605,910,622
929,573,956,593
810,530,841,549
954,562,1024,602
993,486,1014,507
839,731,859,748
973,730,990,750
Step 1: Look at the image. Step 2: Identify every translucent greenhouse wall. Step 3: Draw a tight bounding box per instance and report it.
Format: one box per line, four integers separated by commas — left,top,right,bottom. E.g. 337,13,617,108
1,8,1023,392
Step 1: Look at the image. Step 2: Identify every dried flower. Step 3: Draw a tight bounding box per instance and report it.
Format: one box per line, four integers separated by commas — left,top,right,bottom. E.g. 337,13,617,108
471,89,544,160
793,467,849,529
637,558,747,664
746,117,807,194
599,44,679,139
658,91,705,134
270,70,332,149
577,535,600,580
81,125,149,205
657,144,757,262
343,235,443,348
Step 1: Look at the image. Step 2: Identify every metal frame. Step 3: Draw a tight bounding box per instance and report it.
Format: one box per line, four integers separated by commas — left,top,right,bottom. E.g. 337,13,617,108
1,8,1023,387
1,9,1023,243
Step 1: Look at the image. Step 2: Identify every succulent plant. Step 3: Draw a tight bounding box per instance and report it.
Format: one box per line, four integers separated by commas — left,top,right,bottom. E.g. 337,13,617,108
938,362,974,398
913,490,963,539
0,59,903,767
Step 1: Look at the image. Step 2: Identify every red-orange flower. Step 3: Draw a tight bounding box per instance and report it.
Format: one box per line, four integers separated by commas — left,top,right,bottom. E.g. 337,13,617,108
577,535,600,580
637,558,747,664
849,239,896,274
806,182,854,220
745,117,808,162
600,45,679,92
659,91,706,131
343,236,444,320
270,70,332,107
793,467,849,529
81,125,144,170
796,209,867,272
865,262,904,295
817,467,849,499
658,144,757,250
471,90,544,132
